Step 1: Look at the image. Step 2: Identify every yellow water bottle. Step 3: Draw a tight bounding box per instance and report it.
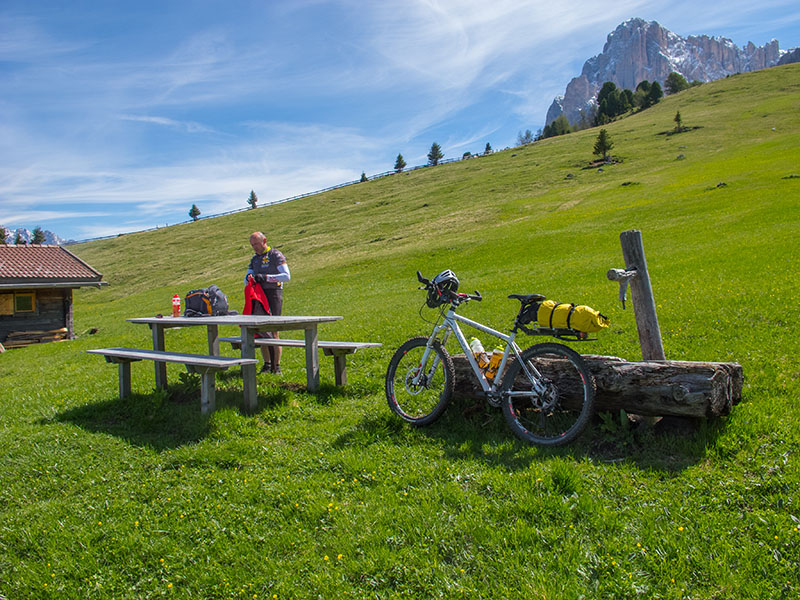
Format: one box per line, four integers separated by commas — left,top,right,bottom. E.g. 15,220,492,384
484,346,504,381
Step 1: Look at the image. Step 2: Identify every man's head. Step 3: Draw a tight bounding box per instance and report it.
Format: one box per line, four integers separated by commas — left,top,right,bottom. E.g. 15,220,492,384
249,231,268,255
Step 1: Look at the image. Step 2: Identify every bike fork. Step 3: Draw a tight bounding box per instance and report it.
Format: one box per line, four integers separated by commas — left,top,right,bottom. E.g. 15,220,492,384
411,327,450,386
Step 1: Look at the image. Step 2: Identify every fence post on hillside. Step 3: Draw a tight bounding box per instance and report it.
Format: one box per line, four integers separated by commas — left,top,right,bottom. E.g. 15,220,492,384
617,229,665,361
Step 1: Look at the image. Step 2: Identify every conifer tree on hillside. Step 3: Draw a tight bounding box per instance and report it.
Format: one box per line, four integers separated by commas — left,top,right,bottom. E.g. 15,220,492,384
427,142,444,166
542,115,571,139
484,142,492,155
674,110,684,133
394,153,406,172
517,129,534,145
32,227,46,244
247,190,258,209
189,204,201,221
593,129,614,162
647,81,664,106
665,72,690,95
14,231,23,245
360,172,368,182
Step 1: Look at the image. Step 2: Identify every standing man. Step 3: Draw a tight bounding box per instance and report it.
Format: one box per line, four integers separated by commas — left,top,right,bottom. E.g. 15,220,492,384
246,231,291,374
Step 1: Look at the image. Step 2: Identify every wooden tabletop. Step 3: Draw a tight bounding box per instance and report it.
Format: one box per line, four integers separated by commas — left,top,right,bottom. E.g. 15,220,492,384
127,315,343,330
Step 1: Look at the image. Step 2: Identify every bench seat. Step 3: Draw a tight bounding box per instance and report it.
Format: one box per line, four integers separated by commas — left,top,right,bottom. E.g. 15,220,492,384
87,347,257,414
218,337,381,385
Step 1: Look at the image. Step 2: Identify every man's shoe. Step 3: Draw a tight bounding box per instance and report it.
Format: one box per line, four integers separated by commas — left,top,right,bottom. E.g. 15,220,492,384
259,363,272,374
272,366,282,376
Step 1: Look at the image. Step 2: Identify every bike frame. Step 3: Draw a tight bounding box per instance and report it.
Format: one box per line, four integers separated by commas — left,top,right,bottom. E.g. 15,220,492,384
417,304,525,395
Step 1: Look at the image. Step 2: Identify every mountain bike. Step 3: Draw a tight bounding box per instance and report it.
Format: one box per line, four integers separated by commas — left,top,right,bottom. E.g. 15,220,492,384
385,270,597,446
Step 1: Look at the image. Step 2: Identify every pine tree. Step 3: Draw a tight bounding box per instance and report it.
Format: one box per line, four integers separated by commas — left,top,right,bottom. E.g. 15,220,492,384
360,172,368,182
593,129,614,162
647,81,664,107
427,142,443,166
484,142,492,155
247,190,258,209
189,204,201,221
394,153,406,172
32,226,46,244
665,72,690,95
674,110,683,133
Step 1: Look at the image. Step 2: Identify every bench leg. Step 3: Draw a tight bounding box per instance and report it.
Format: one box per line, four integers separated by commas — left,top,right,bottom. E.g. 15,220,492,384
200,371,216,415
333,354,347,386
118,362,132,398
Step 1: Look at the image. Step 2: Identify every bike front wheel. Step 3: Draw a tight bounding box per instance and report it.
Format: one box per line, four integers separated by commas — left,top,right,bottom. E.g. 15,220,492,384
385,337,454,426
500,342,595,446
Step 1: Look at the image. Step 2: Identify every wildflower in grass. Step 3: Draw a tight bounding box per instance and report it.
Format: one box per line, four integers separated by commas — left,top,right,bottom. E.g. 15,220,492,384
337,554,343,560
324,555,329,561
678,526,684,532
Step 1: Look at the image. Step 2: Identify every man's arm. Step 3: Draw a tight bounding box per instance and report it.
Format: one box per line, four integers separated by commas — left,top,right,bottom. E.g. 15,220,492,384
263,263,290,283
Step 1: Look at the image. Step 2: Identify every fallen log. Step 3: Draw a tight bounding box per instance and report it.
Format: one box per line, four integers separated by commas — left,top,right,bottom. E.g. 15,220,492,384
452,354,743,419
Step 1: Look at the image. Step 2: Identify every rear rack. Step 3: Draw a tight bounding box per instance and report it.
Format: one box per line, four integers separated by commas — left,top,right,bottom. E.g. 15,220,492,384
518,324,596,341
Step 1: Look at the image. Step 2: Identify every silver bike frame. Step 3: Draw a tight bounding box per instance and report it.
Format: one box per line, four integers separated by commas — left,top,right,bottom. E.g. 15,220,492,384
418,305,524,394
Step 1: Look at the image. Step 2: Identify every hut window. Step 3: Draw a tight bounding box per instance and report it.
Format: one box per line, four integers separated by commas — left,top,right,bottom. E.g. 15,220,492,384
14,292,36,313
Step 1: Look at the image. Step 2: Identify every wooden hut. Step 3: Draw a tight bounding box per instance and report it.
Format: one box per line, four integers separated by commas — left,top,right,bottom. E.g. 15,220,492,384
0,245,106,348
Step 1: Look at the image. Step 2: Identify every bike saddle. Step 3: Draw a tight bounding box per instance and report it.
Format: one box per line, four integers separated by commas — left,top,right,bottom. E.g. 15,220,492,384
508,293,546,304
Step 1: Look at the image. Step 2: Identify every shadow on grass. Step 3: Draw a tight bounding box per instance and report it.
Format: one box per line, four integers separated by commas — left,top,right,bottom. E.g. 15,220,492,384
50,374,354,450
48,388,213,451
337,392,729,474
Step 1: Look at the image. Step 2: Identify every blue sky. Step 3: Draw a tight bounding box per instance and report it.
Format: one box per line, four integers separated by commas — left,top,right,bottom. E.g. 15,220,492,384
1,1,798,242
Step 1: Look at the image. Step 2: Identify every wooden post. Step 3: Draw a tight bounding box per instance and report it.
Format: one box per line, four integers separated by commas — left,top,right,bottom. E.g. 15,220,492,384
620,230,665,361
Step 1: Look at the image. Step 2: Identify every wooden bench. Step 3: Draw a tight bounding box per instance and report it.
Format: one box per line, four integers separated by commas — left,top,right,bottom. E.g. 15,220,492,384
87,347,258,414
218,337,381,386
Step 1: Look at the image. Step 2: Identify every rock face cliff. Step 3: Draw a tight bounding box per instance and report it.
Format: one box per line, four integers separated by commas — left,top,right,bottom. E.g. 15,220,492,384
546,18,786,126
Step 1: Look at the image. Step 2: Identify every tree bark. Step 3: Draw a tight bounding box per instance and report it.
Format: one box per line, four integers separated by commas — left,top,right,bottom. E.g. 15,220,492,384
451,354,742,418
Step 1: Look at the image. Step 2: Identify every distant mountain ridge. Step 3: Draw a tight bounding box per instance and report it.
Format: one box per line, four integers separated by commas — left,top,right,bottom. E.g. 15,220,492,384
1,227,67,246
546,18,793,127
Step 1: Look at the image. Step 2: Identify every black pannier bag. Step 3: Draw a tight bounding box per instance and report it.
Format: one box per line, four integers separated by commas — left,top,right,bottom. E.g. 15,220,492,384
184,284,236,317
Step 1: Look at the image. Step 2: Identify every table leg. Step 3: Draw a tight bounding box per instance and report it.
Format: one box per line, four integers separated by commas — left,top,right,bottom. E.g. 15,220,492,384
241,327,257,413
207,324,219,355
304,326,320,392
151,324,167,389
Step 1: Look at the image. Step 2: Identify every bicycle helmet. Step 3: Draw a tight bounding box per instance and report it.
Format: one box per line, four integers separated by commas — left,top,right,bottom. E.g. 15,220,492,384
426,269,460,307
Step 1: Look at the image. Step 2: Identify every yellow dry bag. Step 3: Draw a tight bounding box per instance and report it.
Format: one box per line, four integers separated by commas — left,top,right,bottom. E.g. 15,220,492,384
537,300,610,333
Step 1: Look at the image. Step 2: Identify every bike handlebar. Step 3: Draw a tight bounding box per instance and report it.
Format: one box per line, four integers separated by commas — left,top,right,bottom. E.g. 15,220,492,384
417,270,482,305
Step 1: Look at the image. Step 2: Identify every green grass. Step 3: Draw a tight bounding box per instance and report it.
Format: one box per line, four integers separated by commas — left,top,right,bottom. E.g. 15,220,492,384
1,64,799,598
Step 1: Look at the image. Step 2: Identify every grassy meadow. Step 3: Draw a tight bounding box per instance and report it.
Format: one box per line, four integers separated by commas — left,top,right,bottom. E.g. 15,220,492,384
1,63,799,598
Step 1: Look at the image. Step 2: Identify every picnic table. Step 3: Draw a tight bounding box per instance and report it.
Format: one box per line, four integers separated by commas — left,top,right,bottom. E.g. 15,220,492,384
126,314,343,411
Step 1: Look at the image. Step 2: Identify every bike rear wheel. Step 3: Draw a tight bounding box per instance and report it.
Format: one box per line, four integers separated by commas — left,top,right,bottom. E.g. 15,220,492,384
385,337,454,426
500,342,595,446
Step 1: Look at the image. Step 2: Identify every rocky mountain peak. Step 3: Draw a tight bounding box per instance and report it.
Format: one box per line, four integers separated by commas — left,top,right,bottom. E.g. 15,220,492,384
546,18,785,127
1,227,67,245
